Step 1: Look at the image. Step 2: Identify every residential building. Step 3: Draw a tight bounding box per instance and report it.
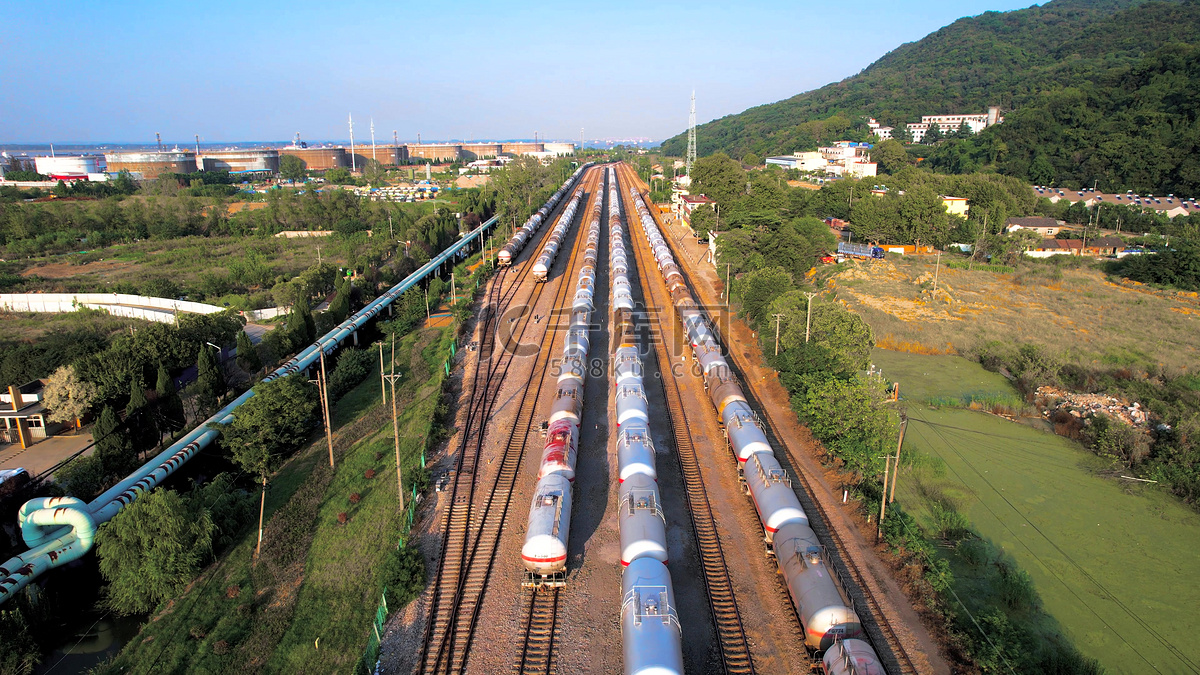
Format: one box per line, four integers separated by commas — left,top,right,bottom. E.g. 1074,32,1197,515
1033,186,1197,219
867,118,893,139
676,193,716,225
1,381,57,448
765,151,825,172
1006,216,1066,236
907,106,1003,142
941,196,968,217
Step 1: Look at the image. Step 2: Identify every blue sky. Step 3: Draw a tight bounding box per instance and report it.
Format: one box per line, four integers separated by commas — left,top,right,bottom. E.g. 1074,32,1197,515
1,0,1039,144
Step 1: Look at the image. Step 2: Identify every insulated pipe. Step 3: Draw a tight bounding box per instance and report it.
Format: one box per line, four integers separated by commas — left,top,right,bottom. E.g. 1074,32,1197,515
0,215,499,606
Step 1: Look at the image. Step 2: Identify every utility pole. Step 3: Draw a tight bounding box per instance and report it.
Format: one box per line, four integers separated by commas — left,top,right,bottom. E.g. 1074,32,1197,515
804,292,818,343
931,251,942,298
348,113,356,172
424,285,431,320
370,117,377,163
725,263,731,302
384,331,404,513
389,214,394,240
319,350,334,468
255,473,266,562
686,91,697,176
877,450,891,542
450,272,456,307
889,414,908,504
379,341,387,404
773,313,784,355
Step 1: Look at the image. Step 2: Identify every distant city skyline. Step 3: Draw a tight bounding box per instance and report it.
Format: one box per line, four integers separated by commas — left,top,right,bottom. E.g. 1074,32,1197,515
2,0,1040,145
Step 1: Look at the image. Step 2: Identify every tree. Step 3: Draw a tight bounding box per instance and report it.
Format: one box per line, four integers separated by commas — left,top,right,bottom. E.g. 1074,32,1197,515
872,139,909,175
42,365,97,431
743,153,762,167
95,487,214,615
691,153,746,205
155,362,185,435
93,405,136,478
738,267,793,328
236,331,262,374
279,154,307,183
125,372,155,457
220,373,319,475
195,346,225,413
796,376,894,480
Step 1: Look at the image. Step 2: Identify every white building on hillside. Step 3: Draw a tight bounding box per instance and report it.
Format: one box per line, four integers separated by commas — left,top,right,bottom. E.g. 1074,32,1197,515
907,106,1003,142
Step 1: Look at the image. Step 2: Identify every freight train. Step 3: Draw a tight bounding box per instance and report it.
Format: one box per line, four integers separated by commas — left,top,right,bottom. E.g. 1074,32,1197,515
624,173,881,662
611,165,685,675
498,163,592,267
532,184,587,282
520,166,602,584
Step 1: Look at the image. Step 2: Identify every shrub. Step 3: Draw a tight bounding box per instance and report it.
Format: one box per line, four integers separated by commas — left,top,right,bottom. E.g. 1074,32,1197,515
365,469,376,479
337,512,348,525
996,558,1039,612
327,348,375,400
349,493,361,504
380,545,426,611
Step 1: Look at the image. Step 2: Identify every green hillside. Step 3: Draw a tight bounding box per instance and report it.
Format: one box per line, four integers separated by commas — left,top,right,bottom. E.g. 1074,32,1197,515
661,0,1200,194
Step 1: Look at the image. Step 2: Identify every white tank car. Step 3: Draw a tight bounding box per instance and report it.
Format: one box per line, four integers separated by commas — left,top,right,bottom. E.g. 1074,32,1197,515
724,407,773,462
613,349,643,387
557,354,585,384
617,423,657,482
621,557,684,675
548,380,583,426
708,374,749,421
744,452,808,539
538,419,579,481
564,327,590,357
694,343,728,376
619,473,668,566
822,638,885,675
775,520,863,649
521,473,573,574
573,289,594,312
615,384,649,427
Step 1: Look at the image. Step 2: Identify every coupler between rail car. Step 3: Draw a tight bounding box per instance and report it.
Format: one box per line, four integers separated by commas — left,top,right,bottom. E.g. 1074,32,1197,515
523,570,566,588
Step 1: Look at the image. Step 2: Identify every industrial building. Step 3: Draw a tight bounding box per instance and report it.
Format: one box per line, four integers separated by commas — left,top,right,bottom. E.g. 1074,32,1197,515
543,142,575,156
407,144,462,162
104,150,197,179
278,146,347,171
33,155,105,178
351,145,407,167
199,149,279,173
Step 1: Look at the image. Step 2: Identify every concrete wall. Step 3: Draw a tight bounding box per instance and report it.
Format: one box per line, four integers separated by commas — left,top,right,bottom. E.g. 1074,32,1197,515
0,293,287,323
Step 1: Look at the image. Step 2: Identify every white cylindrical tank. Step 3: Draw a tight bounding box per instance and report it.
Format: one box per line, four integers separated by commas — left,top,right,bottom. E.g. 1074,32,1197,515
775,521,863,650
821,638,885,675
521,473,573,574
538,419,579,481
744,452,807,539
621,558,684,675
619,473,668,566
617,423,656,482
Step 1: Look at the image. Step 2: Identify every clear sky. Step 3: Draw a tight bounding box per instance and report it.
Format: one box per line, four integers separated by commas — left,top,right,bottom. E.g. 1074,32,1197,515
1,0,1040,144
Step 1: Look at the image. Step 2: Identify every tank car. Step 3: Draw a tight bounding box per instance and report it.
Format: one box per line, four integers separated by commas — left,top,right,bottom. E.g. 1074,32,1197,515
557,354,585,384
540,413,578,481
521,473,573,573
724,406,773,462
821,639,885,675
775,521,864,650
620,557,684,675
744,452,807,538
615,384,649,427
617,423,657,482
613,348,643,386
547,380,583,426
618,473,668,566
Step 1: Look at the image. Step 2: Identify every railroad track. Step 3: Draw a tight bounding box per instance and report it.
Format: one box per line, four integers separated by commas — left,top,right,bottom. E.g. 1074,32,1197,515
512,587,560,675
620,166,920,675
418,167,602,675
616,165,756,675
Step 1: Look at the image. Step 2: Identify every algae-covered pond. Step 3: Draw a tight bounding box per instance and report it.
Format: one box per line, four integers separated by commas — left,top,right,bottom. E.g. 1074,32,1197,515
873,348,1200,674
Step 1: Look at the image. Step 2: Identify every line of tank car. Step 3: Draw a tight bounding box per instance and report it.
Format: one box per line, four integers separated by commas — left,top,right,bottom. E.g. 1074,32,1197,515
497,163,592,268
506,163,882,674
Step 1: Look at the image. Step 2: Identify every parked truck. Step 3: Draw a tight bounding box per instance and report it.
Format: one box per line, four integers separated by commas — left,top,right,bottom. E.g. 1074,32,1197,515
837,241,885,260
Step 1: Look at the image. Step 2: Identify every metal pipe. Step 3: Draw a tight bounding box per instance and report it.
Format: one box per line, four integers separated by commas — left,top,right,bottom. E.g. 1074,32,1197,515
0,215,498,605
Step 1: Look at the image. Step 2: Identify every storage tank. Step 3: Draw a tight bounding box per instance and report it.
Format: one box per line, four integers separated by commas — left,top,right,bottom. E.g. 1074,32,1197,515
278,146,347,171
406,144,461,162
34,156,103,176
352,145,405,167
199,150,280,173
502,142,544,156
543,142,576,156
460,143,502,160
104,151,196,179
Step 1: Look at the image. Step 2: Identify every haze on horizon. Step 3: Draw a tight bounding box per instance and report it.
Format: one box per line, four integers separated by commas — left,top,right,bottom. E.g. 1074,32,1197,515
2,0,1038,145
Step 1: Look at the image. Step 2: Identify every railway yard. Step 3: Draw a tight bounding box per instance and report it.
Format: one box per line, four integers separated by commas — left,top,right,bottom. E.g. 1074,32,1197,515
374,162,948,675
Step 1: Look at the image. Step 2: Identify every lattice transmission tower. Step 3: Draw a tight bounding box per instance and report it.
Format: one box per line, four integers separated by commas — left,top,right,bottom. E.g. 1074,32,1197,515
686,91,697,176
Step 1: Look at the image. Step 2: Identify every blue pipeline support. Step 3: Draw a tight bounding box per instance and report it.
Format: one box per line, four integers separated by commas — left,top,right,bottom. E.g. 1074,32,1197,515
0,216,498,605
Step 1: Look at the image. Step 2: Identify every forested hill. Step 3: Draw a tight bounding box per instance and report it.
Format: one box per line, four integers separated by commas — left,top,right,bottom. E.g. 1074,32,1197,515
660,0,1200,193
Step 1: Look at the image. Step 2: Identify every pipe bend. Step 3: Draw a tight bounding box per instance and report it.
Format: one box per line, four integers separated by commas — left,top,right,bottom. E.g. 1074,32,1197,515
19,496,96,552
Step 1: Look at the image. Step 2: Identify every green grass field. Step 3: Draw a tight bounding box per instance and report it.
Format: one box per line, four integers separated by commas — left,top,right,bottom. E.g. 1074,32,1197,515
875,348,1200,673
